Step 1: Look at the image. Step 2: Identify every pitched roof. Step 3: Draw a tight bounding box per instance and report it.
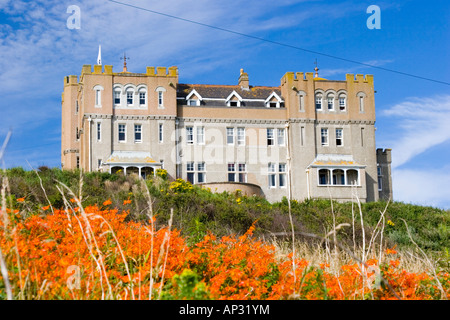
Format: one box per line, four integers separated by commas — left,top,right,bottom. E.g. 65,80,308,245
177,83,282,100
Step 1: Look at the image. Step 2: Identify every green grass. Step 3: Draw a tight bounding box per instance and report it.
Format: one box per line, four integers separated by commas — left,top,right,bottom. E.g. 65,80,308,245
2,167,449,258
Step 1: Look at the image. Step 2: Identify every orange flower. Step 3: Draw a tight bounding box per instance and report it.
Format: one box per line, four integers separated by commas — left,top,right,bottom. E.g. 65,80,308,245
42,205,50,210
103,199,112,206
123,199,132,205
385,245,397,255
70,198,78,203
17,197,25,202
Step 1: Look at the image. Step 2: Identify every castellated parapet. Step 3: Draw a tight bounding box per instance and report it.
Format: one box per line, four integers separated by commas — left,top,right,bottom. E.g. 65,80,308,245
61,64,391,203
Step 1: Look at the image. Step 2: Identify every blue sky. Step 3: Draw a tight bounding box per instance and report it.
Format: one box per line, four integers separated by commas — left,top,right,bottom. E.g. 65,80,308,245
0,0,449,209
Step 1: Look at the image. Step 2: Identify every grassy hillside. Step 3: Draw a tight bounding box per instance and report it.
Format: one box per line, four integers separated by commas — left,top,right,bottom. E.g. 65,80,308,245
1,167,449,300
2,167,449,255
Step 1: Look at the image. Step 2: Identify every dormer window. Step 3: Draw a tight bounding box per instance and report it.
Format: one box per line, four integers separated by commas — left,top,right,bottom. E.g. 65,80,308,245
186,89,202,106
226,91,243,107
188,99,200,106
265,92,283,108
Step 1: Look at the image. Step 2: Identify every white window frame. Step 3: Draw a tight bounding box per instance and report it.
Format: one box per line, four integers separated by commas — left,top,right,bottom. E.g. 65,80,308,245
93,85,104,108
268,163,276,188
339,95,347,111
197,126,205,145
114,90,121,105
126,90,134,106
279,163,286,188
187,161,195,184
237,127,245,146
315,94,323,110
95,90,101,106
158,91,163,107
321,128,329,146
139,91,146,106
96,122,101,142
159,123,163,143
134,124,142,143
197,162,206,183
186,126,194,145
188,99,200,106
118,124,126,142
228,163,236,182
226,127,234,145
336,128,343,147
327,95,334,111
277,128,285,146
267,128,274,146
317,168,360,187
238,163,247,183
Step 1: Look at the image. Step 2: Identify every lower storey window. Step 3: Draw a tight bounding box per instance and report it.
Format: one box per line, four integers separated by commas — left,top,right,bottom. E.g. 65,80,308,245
269,162,286,188
228,163,247,182
318,168,359,186
187,162,205,184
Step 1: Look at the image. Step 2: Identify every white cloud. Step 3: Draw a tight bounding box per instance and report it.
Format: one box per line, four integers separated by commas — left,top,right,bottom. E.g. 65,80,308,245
320,59,394,78
381,95,450,169
392,167,450,210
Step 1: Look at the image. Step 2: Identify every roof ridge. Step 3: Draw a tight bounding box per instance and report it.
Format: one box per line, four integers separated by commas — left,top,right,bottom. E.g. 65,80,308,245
178,83,280,89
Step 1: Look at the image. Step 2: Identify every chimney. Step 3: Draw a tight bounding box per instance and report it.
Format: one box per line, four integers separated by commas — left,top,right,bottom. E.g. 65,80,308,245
238,68,249,90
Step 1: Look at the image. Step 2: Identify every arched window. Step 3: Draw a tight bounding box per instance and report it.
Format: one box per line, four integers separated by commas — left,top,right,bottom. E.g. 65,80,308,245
114,89,121,105
338,93,347,111
318,169,330,185
155,87,166,108
298,90,306,112
315,93,323,110
332,169,345,185
113,84,123,106
327,94,334,110
357,92,366,113
347,169,359,185
126,88,134,106
137,88,147,106
93,85,104,107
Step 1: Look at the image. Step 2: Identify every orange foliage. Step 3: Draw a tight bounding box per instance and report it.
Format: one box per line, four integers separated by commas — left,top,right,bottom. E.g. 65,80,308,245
0,205,448,300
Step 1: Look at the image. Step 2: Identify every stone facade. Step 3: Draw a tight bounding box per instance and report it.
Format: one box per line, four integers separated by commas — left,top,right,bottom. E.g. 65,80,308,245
61,64,392,203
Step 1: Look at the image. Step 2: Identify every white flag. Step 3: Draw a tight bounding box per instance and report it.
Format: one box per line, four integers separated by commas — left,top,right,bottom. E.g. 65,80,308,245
97,45,102,65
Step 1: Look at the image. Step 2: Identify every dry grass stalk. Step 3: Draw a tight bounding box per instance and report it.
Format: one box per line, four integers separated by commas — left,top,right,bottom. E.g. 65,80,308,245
400,218,447,300
57,181,114,299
